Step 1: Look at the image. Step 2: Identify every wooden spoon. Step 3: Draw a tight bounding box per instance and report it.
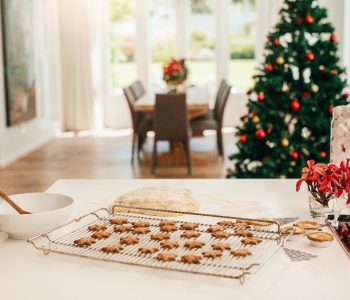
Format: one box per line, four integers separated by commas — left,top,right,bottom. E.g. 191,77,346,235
0,190,31,214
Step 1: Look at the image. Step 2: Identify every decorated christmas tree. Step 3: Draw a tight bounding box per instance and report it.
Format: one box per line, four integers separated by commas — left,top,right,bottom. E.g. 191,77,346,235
228,0,349,178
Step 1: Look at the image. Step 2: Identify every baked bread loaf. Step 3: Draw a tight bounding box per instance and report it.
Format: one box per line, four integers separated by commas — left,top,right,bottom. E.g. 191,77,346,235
111,186,199,217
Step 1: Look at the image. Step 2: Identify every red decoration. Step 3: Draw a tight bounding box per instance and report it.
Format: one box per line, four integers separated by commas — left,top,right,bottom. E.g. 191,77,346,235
246,90,252,96
331,69,338,75
320,151,327,159
264,64,274,72
328,105,334,116
290,151,299,160
257,92,265,102
239,135,247,144
240,115,246,121
296,17,303,25
305,15,314,24
255,129,266,140
274,39,281,47
330,33,336,43
343,93,349,99
302,91,312,99
306,52,315,61
290,99,301,112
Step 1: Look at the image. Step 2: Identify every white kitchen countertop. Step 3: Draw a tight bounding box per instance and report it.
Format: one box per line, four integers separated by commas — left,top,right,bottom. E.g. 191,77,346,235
1,179,349,300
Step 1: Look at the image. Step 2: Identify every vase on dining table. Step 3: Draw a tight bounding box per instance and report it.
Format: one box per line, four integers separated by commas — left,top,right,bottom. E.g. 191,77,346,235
308,195,340,221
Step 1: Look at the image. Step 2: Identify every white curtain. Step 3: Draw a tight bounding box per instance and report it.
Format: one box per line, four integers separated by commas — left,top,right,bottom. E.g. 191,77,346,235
59,0,108,131
255,0,284,65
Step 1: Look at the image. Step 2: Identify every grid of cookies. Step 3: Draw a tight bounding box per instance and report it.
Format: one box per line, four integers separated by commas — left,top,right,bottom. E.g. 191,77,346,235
50,214,280,277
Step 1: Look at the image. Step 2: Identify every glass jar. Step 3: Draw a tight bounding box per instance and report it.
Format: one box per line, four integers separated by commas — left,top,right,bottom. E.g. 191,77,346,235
308,195,341,221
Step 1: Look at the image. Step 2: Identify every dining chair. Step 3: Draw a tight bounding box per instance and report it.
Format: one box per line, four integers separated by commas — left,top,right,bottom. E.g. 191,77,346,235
152,93,192,175
190,82,231,156
123,86,152,163
130,80,146,100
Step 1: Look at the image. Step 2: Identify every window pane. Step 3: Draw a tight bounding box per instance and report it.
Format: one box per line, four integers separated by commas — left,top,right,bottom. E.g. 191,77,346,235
110,0,137,88
189,0,215,89
149,0,177,90
228,0,257,91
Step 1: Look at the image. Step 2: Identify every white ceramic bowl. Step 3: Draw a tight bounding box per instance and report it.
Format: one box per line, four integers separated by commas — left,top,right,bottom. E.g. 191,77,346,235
0,193,74,240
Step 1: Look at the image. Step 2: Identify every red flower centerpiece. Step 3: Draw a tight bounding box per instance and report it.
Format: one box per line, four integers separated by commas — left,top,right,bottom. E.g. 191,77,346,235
296,160,350,219
163,58,188,90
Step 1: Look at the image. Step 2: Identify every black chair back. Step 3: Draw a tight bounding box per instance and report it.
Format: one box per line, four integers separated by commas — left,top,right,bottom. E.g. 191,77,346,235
131,80,146,100
214,79,227,119
123,86,138,131
154,94,189,142
217,83,231,125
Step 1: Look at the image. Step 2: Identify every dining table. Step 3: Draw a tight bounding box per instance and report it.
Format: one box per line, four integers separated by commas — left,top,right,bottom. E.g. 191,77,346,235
1,179,349,300
133,87,211,167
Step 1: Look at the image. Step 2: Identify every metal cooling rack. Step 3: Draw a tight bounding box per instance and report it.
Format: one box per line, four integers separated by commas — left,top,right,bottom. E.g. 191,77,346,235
28,205,290,284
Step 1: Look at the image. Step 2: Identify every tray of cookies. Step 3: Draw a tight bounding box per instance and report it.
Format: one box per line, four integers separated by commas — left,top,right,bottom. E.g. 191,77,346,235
28,205,290,284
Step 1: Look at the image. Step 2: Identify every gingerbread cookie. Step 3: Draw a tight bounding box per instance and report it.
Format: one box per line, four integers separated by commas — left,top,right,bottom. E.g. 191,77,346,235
101,244,123,254
160,240,179,249
138,246,159,254
151,233,170,241
120,235,139,245
110,217,128,225
234,229,253,237
231,249,252,257
88,224,107,232
132,227,151,235
74,237,96,247
206,225,224,233
180,231,200,239
159,220,176,227
202,250,222,259
180,254,201,264
184,240,205,250
91,231,111,240
132,221,150,228
114,225,133,233
156,252,177,262
211,243,231,251
160,225,177,232
180,223,199,230
241,237,262,245
217,220,236,227
211,231,230,239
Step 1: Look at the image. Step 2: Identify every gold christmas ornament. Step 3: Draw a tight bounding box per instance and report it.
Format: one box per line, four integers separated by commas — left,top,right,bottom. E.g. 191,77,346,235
311,84,319,93
252,116,260,124
281,138,289,147
276,56,285,65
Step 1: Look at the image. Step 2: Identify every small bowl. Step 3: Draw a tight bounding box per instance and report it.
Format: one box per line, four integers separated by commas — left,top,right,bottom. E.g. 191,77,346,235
307,231,334,248
0,193,74,240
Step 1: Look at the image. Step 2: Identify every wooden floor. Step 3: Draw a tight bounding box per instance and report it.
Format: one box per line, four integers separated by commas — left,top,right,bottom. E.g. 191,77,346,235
0,130,236,194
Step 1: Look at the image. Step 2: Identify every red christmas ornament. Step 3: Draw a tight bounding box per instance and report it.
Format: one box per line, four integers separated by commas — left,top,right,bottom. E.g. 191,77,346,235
264,64,274,72
257,92,265,102
328,105,334,116
306,52,315,61
330,33,336,43
305,15,314,24
331,69,338,75
255,129,266,140
343,93,349,99
302,91,312,99
274,39,281,46
320,151,327,159
296,17,303,26
239,135,247,144
290,99,301,112
290,151,299,160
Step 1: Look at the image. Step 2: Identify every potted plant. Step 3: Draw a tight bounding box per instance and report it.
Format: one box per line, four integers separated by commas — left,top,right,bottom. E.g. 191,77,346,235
296,160,350,219
163,58,188,92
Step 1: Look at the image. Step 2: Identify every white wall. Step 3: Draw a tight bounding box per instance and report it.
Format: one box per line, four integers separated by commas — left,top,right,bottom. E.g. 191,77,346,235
0,0,61,168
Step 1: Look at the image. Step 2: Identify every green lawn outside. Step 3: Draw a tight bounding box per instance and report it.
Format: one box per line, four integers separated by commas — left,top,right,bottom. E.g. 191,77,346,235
111,59,256,91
